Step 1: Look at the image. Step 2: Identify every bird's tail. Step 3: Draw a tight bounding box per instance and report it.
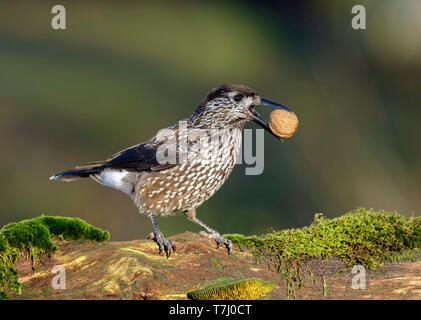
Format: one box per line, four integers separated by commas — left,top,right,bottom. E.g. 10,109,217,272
49,167,102,182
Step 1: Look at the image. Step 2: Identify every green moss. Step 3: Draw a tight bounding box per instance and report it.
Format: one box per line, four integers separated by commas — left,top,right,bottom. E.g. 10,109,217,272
1,220,57,263
225,208,420,299
0,234,21,300
36,216,109,242
0,215,109,299
187,277,275,300
225,208,421,270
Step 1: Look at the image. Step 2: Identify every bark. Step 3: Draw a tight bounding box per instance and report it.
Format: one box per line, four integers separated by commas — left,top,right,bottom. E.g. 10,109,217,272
9,232,421,300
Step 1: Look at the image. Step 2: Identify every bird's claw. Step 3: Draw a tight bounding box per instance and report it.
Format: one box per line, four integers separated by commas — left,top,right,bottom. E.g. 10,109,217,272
147,232,176,258
199,231,233,254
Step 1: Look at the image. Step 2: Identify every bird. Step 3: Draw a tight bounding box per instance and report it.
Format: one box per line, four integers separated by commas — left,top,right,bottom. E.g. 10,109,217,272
49,84,294,257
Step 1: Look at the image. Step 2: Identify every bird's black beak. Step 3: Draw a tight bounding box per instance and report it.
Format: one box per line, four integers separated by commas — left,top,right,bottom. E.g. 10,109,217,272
248,97,294,139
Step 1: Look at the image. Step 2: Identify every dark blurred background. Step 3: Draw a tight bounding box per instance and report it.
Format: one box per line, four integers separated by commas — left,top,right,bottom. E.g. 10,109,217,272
0,0,420,240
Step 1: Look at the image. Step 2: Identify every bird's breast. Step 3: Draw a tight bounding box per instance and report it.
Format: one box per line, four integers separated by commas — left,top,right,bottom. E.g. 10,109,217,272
134,128,242,215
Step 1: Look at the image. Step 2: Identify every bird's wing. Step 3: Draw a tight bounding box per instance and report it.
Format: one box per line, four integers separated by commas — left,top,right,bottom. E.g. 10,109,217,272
81,142,176,172
75,130,181,173
75,125,205,173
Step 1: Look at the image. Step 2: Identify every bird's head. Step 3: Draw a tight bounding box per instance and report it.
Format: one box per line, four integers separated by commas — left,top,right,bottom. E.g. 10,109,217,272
191,83,294,138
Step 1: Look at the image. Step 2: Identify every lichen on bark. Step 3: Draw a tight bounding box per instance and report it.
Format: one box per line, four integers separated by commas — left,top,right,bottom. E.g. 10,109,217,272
187,277,275,300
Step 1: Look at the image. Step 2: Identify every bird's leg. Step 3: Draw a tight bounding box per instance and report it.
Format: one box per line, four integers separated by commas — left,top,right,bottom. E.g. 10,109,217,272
184,209,233,254
146,215,176,258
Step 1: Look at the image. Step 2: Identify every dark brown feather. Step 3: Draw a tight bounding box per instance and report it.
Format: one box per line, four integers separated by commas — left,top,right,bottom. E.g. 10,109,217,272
199,83,256,107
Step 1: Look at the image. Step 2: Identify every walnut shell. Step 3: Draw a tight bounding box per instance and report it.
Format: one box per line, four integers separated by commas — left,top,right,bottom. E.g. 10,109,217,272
269,109,299,138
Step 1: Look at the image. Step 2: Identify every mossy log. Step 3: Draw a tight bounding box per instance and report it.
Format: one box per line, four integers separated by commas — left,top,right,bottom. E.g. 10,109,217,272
1,209,420,300
1,231,419,300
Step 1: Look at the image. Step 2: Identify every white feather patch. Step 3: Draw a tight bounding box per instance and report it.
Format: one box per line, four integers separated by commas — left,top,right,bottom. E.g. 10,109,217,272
94,169,131,194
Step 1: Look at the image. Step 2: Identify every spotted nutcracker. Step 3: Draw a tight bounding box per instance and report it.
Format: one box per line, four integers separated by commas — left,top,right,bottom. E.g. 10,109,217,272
50,84,294,257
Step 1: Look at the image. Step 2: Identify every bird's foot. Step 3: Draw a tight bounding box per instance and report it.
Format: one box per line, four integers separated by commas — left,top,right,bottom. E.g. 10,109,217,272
147,231,176,258
199,231,233,254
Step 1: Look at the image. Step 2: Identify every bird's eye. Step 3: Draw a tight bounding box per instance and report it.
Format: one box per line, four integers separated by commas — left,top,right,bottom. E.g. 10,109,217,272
233,94,243,102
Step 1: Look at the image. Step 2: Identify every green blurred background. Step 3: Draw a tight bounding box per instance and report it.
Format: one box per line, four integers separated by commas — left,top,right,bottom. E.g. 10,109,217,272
0,0,420,240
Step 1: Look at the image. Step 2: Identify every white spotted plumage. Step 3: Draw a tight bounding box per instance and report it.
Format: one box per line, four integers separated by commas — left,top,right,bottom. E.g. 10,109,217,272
133,126,242,216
